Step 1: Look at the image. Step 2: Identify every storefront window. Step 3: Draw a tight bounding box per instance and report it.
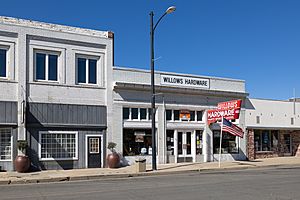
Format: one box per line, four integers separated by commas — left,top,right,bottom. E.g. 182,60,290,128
196,130,202,155
196,111,203,121
190,111,195,121
213,131,238,154
164,109,204,122
174,110,180,121
178,132,182,154
262,131,271,151
254,130,279,152
148,108,152,120
39,131,78,160
0,129,12,160
166,110,172,121
123,107,129,120
123,129,152,156
140,108,147,120
131,108,138,120
123,107,152,121
254,131,261,151
166,130,174,155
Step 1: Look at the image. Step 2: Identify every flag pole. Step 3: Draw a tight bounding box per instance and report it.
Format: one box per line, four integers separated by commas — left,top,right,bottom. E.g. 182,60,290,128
218,117,224,168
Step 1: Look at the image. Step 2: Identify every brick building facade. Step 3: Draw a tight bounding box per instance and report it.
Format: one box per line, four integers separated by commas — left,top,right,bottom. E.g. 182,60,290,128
246,99,300,160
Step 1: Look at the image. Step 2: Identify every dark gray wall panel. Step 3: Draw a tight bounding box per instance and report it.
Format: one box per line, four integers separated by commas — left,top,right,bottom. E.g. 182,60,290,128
0,101,17,124
27,127,105,170
27,103,107,128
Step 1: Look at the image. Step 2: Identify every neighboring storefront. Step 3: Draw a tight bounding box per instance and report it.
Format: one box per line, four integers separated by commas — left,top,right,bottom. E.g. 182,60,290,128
0,16,113,171
111,67,248,165
246,98,300,160
26,103,107,170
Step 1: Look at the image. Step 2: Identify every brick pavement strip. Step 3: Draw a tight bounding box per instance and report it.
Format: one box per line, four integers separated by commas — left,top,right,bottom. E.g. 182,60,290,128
0,157,299,185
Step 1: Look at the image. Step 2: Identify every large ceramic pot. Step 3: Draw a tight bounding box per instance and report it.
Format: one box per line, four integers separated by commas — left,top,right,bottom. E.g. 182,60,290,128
106,152,120,168
15,155,30,173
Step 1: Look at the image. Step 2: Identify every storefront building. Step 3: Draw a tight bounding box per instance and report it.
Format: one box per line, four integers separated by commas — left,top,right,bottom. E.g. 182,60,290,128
245,98,300,160
1,16,299,171
0,16,113,171
110,67,248,165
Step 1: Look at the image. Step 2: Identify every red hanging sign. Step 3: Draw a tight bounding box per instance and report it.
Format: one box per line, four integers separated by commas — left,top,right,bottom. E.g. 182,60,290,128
207,99,242,125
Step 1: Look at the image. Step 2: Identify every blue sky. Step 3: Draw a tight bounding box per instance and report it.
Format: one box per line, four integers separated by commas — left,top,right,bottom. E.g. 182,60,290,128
1,0,299,100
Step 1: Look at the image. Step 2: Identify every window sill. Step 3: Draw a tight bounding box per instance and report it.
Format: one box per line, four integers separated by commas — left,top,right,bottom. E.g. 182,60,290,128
29,81,105,89
35,80,59,83
167,120,204,123
39,158,79,161
213,153,239,155
0,159,12,162
74,84,105,89
126,119,149,121
256,151,274,153
0,79,17,83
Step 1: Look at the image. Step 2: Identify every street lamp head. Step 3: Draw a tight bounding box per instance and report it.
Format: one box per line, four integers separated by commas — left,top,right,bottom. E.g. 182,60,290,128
166,6,176,14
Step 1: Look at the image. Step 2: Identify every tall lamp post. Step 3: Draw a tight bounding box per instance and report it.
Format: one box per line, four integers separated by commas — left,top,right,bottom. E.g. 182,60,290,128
150,6,176,171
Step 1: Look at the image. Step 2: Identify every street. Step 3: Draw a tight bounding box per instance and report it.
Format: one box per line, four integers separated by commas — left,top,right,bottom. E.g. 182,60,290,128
0,167,299,200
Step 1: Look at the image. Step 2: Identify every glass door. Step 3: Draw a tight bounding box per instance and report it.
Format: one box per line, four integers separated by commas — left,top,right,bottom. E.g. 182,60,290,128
283,134,292,156
177,131,192,160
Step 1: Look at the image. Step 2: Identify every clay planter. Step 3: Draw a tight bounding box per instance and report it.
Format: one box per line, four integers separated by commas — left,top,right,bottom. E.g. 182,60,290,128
15,155,30,173
106,152,120,168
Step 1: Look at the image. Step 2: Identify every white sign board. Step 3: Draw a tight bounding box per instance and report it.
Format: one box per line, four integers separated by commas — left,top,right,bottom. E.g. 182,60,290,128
160,74,209,89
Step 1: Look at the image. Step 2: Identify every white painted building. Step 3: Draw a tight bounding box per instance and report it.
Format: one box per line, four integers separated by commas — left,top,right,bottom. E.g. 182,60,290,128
111,67,248,165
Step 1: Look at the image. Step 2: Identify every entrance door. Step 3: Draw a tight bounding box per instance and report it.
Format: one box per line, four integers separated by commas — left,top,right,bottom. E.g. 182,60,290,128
87,136,101,168
283,134,292,156
177,131,192,162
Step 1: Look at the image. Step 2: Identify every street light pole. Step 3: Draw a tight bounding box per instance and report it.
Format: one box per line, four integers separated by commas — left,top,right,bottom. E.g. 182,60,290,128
150,6,176,171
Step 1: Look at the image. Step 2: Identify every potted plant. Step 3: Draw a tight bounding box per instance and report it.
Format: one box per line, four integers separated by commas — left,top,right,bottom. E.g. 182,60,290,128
106,142,120,168
14,140,30,173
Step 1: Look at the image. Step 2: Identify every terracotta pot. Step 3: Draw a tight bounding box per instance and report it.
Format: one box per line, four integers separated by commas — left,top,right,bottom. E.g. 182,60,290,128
106,152,120,168
15,155,30,173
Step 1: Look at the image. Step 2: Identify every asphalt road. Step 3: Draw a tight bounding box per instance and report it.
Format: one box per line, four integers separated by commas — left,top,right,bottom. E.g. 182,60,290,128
0,167,299,200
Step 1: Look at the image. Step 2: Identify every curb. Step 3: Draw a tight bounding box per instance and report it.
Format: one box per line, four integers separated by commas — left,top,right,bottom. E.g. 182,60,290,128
1,163,299,185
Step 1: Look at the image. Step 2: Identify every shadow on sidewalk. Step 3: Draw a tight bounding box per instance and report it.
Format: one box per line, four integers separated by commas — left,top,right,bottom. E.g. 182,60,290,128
157,163,200,171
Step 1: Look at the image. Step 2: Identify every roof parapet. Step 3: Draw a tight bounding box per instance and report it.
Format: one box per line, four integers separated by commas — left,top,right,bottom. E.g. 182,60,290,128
0,16,109,38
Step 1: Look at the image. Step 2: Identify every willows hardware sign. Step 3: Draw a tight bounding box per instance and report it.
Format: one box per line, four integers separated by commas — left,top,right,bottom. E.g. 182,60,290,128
207,99,242,125
160,74,209,89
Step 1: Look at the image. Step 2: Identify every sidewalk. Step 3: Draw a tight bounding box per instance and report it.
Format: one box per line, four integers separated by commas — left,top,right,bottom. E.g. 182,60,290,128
1,157,299,185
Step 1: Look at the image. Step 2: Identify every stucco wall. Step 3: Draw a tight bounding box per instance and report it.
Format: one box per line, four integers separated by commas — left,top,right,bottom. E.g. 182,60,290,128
246,98,300,129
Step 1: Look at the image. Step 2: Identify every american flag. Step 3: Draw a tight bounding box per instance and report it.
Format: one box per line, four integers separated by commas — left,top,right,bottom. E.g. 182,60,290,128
221,118,244,138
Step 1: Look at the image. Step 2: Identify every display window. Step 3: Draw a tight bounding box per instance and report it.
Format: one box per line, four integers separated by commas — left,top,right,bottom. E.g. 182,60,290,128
123,129,152,156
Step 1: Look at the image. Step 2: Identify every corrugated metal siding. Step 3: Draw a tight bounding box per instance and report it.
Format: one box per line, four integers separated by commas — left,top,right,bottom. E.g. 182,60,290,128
0,101,17,125
26,103,107,128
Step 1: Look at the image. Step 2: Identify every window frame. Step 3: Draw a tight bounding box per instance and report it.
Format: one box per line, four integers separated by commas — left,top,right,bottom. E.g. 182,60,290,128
165,109,204,122
196,111,203,122
0,41,15,80
139,108,147,120
34,49,60,82
0,48,8,79
213,130,239,154
254,130,278,152
75,54,100,85
123,107,130,120
0,128,13,161
123,128,152,156
123,107,150,121
38,131,78,161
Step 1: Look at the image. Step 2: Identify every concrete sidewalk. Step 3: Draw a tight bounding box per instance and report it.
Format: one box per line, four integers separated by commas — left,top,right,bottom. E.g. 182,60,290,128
1,157,299,185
